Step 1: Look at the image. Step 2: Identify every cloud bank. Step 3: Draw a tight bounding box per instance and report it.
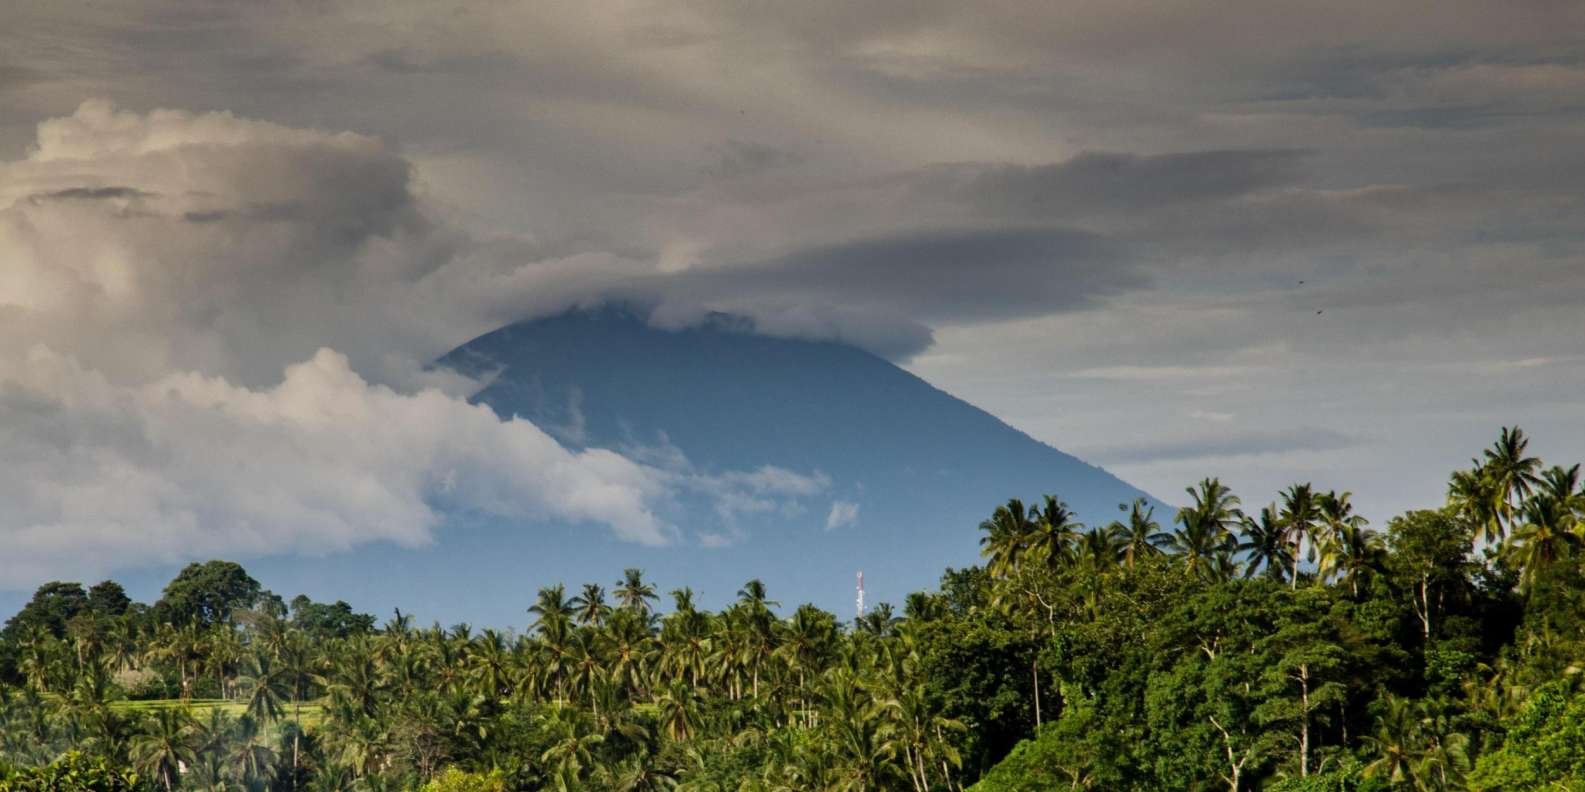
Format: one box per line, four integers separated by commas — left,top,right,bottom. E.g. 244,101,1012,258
3,0,1584,562
0,100,832,587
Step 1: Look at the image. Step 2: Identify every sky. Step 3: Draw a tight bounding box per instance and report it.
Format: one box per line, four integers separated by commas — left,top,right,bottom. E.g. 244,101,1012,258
2,1,1584,596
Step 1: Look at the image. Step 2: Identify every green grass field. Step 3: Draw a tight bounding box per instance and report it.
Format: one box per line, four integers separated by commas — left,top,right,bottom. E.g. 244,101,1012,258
110,698,326,729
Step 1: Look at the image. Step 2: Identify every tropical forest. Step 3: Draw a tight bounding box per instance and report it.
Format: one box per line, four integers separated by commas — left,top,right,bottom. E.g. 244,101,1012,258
4,426,1585,791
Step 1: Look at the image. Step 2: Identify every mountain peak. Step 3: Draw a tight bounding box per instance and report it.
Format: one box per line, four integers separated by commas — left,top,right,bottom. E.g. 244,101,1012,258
422,307,1162,617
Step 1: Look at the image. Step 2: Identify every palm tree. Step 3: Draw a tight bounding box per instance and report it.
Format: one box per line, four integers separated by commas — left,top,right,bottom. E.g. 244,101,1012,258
1158,479,1243,580
819,668,905,791
207,626,244,700
654,679,700,741
858,603,900,637
227,715,280,788
1111,498,1162,570
778,606,836,728
1416,699,1472,790
1279,483,1320,588
571,584,612,626
1316,491,1381,595
1029,495,1083,572
565,630,608,715
1505,486,1581,589
130,707,199,792
886,683,965,792
1448,467,1502,547
1239,504,1292,582
903,592,943,622
978,498,1037,579
615,569,660,617
278,633,316,777
601,751,679,792
540,706,605,790
530,584,575,634
1362,696,1421,789
601,608,657,699
243,651,291,726
320,643,382,720
468,628,514,698
1483,426,1542,537
18,627,59,694
737,579,779,614
1319,520,1386,598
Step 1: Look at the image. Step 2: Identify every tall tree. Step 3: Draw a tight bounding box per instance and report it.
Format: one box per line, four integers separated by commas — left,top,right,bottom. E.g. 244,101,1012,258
614,569,660,617
128,708,198,792
1483,426,1542,538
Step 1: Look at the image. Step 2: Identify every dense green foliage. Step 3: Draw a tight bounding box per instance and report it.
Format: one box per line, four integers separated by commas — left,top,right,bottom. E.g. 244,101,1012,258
0,426,1582,790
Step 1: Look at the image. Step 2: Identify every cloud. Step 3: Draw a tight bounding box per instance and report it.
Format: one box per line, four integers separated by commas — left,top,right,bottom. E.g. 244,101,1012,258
825,500,860,531
5,0,1585,542
0,99,449,389
1074,428,1356,466
0,347,670,587
665,227,1144,327
0,100,838,587
927,149,1311,217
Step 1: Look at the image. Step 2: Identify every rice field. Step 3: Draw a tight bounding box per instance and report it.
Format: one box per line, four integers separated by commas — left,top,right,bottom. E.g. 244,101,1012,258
110,698,326,729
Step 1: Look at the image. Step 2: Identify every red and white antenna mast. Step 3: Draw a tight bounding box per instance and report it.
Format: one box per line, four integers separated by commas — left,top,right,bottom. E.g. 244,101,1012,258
856,570,865,618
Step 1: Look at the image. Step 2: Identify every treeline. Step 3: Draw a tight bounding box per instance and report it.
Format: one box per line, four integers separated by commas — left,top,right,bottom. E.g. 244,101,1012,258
1,427,1584,790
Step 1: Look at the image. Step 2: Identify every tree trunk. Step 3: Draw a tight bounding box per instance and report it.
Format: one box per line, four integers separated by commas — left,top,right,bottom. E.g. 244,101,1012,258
1299,663,1310,777
1032,656,1042,727
1420,574,1432,640
1291,539,1302,590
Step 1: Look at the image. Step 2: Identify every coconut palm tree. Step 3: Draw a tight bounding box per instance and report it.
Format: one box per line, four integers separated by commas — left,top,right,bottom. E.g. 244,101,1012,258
1319,520,1386,598
819,668,905,791
530,584,575,634
243,651,291,726
570,584,611,627
226,715,280,789
1538,463,1585,516
541,706,605,789
1279,483,1321,588
978,498,1037,579
1158,479,1242,580
1111,498,1163,570
1505,488,1581,589
1029,495,1084,572
1239,504,1292,583
1483,426,1542,537
601,608,657,699
1448,467,1502,547
130,707,199,792
467,628,514,698
1362,696,1422,789
654,679,700,741
615,569,660,617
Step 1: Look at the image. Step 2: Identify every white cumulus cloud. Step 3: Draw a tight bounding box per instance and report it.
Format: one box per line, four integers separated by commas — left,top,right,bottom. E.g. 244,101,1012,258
825,500,861,531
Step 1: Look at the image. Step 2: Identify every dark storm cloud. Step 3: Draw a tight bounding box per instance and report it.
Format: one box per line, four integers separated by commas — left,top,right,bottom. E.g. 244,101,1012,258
677,227,1143,325
29,186,156,202
937,149,1311,217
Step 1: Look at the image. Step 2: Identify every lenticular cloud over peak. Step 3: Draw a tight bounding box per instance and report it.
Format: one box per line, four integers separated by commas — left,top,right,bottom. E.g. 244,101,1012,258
0,100,825,586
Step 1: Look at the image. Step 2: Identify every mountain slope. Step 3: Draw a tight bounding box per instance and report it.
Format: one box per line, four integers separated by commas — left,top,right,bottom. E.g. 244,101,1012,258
426,308,1162,617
